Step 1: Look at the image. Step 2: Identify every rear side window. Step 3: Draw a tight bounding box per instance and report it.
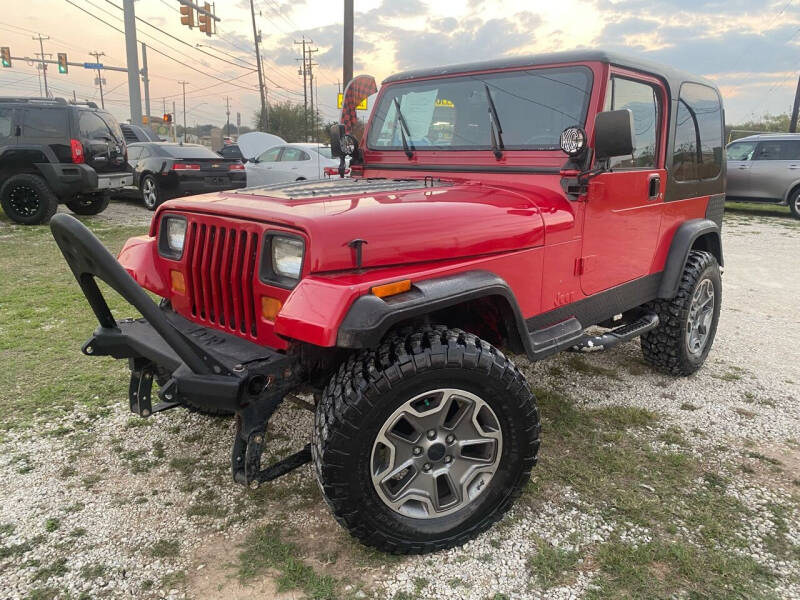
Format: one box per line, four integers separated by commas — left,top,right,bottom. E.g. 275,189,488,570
79,112,113,139
753,140,800,161
22,108,68,138
605,77,660,169
127,146,143,160
672,83,723,181
0,108,13,138
281,148,310,161
317,147,332,158
161,145,219,158
97,111,124,141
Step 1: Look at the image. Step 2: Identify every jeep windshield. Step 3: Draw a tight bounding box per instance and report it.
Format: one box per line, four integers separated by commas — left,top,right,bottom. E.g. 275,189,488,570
366,66,593,151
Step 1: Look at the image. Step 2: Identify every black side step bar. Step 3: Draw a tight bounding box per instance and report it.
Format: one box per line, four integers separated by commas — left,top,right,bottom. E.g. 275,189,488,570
569,313,659,353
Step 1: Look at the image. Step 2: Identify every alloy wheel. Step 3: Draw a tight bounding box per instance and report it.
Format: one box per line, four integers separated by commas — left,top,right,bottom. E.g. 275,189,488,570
8,184,41,218
686,278,715,355
370,388,502,519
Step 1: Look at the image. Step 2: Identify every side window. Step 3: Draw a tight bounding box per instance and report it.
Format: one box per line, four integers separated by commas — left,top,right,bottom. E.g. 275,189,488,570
79,112,112,139
672,83,723,181
0,108,14,139
726,142,756,161
138,147,151,159
281,148,310,161
753,140,800,161
22,109,68,138
257,147,282,162
127,146,142,161
606,77,660,169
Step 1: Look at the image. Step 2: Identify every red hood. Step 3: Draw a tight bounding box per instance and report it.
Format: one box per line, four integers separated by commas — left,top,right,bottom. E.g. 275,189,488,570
157,179,550,273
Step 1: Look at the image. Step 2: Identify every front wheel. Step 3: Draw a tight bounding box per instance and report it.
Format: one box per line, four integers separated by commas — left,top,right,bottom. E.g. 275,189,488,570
312,327,540,554
0,173,58,225
66,192,111,216
789,188,800,219
641,250,722,375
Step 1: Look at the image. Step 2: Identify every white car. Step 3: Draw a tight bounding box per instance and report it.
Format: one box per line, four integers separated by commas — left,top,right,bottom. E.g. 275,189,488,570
238,132,343,186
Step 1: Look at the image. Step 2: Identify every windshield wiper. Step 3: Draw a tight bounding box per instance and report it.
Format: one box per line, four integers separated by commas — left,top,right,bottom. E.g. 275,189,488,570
393,97,415,159
484,84,504,159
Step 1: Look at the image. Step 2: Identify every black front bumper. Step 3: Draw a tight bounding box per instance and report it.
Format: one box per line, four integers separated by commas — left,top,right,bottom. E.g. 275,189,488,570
50,214,309,485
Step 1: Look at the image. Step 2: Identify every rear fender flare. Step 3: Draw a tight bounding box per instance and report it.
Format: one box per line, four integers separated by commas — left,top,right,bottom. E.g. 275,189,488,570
335,270,532,353
657,218,722,299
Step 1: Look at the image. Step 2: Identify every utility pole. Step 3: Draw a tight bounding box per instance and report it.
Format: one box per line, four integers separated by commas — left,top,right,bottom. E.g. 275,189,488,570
90,51,105,109
790,75,800,133
122,0,143,124
296,38,308,141
225,96,231,137
249,0,267,130
141,43,151,124
172,100,177,142
33,34,50,98
178,81,188,142
307,45,318,140
343,0,353,89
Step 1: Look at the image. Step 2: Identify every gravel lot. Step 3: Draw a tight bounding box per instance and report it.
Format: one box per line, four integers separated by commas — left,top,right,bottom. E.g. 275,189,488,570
0,204,798,600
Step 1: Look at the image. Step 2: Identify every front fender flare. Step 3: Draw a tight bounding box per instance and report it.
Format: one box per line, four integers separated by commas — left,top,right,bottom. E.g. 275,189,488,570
334,270,532,352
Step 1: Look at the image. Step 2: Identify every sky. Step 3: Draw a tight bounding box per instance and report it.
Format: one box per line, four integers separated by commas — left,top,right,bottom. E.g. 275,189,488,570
1,0,798,130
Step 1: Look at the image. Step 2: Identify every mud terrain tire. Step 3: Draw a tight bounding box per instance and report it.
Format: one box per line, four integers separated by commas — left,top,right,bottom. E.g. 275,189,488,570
641,250,721,376
312,326,540,554
0,173,58,225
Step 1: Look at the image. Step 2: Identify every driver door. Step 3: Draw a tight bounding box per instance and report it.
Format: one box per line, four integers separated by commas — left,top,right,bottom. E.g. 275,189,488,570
246,146,283,186
581,73,666,295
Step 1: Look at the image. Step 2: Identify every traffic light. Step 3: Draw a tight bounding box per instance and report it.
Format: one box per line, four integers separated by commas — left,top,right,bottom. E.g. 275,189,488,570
57,53,68,74
163,113,172,123
198,3,212,36
179,4,194,28
1,47,11,68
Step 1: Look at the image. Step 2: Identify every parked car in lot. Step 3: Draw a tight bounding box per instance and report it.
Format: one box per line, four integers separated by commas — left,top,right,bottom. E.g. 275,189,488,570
727,133,800,219
124,142,246,209
237,132,343,185
52,50,725,554
0,97,131,224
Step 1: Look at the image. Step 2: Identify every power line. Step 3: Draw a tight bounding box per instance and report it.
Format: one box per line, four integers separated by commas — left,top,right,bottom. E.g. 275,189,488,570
62,0,260,93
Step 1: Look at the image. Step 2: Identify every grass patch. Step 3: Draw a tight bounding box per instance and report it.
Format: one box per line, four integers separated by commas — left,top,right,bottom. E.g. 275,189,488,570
43,518,60,532
565,355,622,381
24,588,59,600
150,538,180,558
31,558,68,582
79,563,107,580
528,538,581,588
159,570,186,589
238,524,339,600
526,387,775,597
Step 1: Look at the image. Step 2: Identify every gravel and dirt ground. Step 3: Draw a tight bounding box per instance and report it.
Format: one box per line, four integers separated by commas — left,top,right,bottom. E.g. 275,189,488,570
0,201,798,600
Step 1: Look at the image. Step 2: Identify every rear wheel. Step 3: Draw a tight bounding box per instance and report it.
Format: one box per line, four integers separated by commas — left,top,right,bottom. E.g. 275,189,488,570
0,173,58,225
789,188,800,219
312,326,540,554
641,250,722,375
66,191,111,216
141,175,160,210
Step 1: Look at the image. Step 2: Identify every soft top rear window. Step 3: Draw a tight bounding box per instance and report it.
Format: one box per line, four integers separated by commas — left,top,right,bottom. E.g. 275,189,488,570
367,66,593,151
160,144,220,158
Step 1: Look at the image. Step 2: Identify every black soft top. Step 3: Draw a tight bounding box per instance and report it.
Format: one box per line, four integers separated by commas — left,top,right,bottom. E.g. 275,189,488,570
383,50,717,98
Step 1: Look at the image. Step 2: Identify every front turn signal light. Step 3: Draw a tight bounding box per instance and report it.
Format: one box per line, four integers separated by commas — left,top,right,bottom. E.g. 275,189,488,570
372,279,412,299
170,270,186,295
261,296,283,321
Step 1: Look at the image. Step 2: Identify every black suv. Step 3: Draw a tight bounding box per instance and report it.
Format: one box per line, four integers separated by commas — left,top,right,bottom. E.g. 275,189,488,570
0,97,132,224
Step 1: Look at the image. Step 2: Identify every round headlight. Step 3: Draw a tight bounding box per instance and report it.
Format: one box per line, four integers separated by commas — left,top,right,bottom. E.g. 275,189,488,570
560,126,587,157
272,236,304,280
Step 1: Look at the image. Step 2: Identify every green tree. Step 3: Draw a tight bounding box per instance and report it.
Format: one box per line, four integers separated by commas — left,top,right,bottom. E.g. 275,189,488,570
254,101,324,142
726,113,791,141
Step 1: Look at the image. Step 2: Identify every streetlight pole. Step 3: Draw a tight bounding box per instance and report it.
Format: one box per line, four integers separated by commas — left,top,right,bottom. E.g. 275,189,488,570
249,0,267,130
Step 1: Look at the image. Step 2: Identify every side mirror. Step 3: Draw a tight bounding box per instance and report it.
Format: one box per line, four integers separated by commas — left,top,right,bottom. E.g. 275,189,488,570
594,109,636,161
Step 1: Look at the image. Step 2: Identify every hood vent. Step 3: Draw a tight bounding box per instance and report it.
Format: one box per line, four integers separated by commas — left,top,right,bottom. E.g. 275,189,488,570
235,177,453,200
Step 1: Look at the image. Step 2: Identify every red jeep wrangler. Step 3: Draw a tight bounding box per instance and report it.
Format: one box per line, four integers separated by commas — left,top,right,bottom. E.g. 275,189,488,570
51,51,725,554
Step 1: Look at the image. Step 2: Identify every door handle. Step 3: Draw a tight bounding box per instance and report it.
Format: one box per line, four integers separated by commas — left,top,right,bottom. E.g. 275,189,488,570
789,165,800,170
737,165,750,170
647,174,661,201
